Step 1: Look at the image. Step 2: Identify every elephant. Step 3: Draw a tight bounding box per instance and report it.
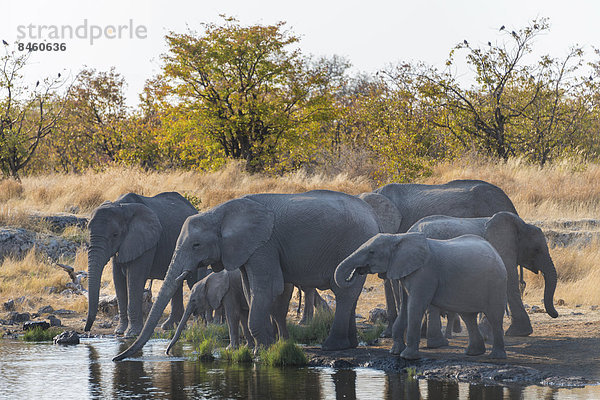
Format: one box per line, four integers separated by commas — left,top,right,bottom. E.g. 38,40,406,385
408,212,558,342
335,233,508,360
358,179,518,337
113,190,381,361
296,287,332,324
166,269,294,353
85,192,198,337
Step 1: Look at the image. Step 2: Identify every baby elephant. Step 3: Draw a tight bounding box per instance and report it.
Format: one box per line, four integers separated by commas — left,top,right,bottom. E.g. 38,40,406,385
166,270,252,353
335,233,508,360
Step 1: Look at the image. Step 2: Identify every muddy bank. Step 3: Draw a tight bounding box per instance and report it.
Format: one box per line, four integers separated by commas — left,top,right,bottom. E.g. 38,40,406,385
306,308,600,388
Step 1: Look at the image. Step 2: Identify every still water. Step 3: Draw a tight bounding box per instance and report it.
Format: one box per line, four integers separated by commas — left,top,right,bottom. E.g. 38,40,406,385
0,338,598,399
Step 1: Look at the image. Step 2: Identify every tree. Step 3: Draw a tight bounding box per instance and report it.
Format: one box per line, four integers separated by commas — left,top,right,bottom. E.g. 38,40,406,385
0,48,67,179
162,17,334,172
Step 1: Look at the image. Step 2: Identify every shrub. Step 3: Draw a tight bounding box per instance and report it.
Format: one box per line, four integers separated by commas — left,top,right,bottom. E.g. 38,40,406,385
287,308,334,344
195,338,217,361
220,345,253,363
23,327,63,342
358,323,385,344
260,340,307,367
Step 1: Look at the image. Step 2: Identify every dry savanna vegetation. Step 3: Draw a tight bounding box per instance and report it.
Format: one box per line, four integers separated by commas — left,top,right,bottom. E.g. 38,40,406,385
1,156,600,322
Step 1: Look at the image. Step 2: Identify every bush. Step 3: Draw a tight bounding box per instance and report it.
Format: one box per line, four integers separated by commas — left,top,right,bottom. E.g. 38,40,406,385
183,322,230,346
260,340,307,367
23,327,62,342
220,345,253,363
358,323,385,344
195,338,217,361
287,308,333,344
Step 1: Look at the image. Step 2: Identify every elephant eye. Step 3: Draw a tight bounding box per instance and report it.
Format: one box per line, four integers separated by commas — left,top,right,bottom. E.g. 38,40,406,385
112,232,119,238
192,243,201,249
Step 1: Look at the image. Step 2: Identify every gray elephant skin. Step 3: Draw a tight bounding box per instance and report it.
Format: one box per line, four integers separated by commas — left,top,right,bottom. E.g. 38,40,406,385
336,233,508,360
409,212,558,341
113,190,380,361
358,179,518,336
85,192,197,336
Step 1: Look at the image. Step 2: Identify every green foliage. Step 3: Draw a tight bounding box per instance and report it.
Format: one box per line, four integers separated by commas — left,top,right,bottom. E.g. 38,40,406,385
182,192,202,209
194,338,217,361
405,367,418,381
357,323,385,344
287,308,334,344
220,345,253,363
259,340,307,367
183,322,230,346
23,327,62,342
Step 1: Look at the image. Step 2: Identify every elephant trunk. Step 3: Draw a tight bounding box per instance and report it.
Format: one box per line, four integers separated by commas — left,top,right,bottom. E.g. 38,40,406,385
166,302,194,355
335,252,369,289
541,259,558,318
85,243,110,332
113,259,188,361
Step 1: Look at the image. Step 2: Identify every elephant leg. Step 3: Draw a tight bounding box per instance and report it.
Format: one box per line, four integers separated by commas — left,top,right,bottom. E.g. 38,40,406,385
452,314,462,333
486,307,507,359
400,294,430,360
381,278,398,338
390,283,408,355
460,312,485,356
445,312,459,338
505,265,533,336
225,299,241,349
240,309,254,348
314,291,331,313
271,283,293,340
162,285,184,330
113,264,128,335
124,267,148,337
426,306,448,348
299,287,315,325
322,276,364,351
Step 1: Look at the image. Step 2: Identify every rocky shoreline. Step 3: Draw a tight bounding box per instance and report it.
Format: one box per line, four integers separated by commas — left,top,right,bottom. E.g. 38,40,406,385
304,343,592,388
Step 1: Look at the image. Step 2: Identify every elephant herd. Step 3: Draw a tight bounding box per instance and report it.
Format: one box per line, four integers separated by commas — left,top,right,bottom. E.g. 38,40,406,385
81,180,558,362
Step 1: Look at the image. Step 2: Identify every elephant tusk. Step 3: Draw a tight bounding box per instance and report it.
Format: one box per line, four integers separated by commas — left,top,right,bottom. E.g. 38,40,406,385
175,271,190,284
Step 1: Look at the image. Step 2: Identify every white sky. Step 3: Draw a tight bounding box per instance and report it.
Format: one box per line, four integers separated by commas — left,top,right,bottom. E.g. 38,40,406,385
2,0,599,106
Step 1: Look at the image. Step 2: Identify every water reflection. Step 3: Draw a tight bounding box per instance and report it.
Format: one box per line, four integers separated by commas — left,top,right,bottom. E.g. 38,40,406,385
0,339,596,399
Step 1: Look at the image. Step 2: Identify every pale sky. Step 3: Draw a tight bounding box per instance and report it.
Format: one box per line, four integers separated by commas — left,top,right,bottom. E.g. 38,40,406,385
2,0,599,106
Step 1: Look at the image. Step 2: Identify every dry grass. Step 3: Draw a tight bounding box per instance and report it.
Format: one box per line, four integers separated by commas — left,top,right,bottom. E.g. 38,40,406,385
0,161,372,217
425,155,600,221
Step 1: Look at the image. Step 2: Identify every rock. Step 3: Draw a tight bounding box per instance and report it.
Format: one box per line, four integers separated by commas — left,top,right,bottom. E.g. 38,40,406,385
29,213,89,233
591,305,598,311
53,330,80,345
43,287,58,294
47,315,61,327
355,314,364,319
98,321,112,329
23,321,50,331
571,312,583,316
556,299,565,306
38,305,54,314
369,307,388,323
0,226,85,263
53,309,76,315
3,299,15,311
98,295,119,316
8,312,31,323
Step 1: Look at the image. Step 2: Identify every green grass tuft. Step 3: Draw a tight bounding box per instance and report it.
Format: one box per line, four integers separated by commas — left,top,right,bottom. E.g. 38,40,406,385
23,327,63,342
357,323,385,344
183,322,230,346
259,340,307,367
195,338,217,361
220,345,253,363
287,308,334,344
405,367,418,381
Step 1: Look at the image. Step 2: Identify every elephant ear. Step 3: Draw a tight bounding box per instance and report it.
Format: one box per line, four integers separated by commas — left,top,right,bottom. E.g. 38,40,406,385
388,233,430,280
220,198,275,270
484,212,520,258
115,203,162,264
207,271,229,310
357,192,402,233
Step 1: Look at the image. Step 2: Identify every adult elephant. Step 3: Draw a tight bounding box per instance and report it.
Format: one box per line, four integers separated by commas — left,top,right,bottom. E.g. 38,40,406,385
113,190,381,361
409,212,558,340
358,180,518,337
85,192,198,336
